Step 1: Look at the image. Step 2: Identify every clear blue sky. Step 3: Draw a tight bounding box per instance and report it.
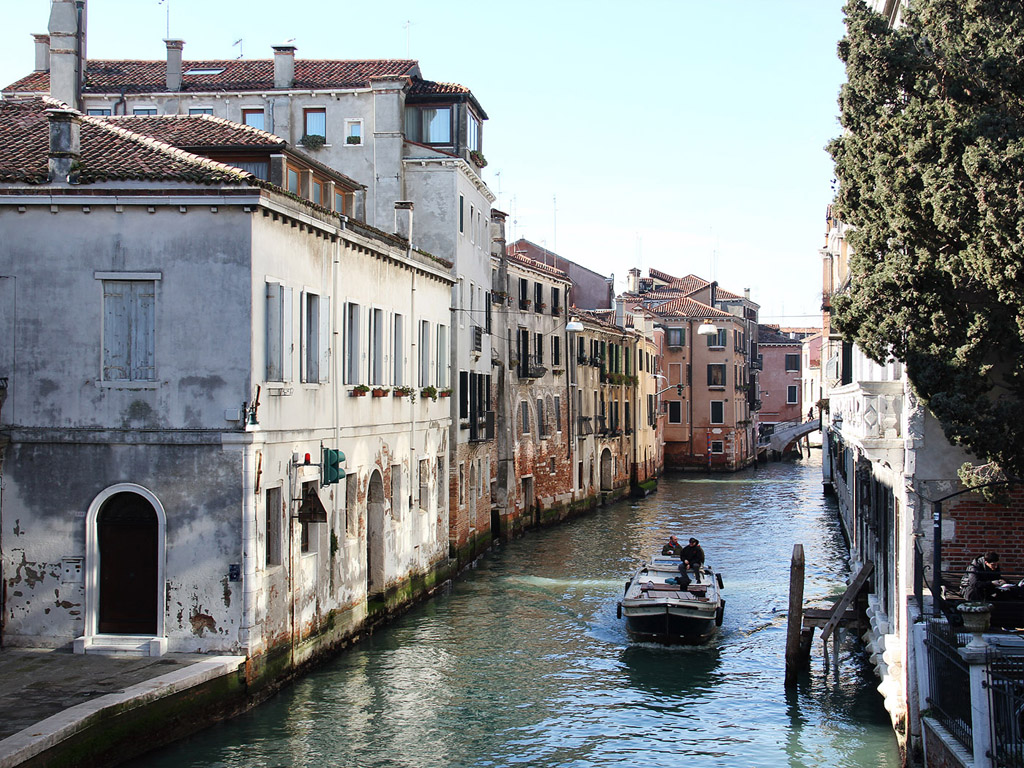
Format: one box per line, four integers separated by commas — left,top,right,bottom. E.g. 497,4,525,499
1,0,846,324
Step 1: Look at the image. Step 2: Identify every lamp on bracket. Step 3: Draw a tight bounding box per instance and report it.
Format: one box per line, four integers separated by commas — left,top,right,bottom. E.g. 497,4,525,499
566,318,584,332
696,322,719,337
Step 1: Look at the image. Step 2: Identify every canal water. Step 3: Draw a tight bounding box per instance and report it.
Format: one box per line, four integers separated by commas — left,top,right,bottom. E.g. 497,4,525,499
136,451,901,768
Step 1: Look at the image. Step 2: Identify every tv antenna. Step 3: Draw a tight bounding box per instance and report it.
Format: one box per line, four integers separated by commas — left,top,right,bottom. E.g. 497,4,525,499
233,39,244,59
158,0,170,39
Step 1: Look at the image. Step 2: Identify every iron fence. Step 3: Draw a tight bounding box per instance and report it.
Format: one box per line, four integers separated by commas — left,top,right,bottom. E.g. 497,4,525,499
925,619,973,753
988,653,1024,768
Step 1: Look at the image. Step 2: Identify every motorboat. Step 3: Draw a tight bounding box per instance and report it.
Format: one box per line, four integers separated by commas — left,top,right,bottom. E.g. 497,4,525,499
618,555,725,643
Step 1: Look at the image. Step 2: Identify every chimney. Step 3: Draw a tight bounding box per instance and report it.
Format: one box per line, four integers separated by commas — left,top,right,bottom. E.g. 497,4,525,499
492,209,508,295
394,201,414,242
627,267,640,294
164,39,184,92
46,108,81,184
710,280,718,307
48,0,85,109
272,44,296,89
33,34,50,72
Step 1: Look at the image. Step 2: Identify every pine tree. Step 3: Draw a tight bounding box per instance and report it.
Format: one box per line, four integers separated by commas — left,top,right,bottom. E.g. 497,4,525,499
829,0,1024,483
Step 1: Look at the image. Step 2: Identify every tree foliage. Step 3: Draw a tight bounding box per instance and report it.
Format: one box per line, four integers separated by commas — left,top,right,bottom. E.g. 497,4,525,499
829,0,1024,482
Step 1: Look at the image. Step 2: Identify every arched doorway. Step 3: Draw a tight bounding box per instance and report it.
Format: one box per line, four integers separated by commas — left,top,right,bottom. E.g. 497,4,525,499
366,470,386,595
85,484,165,640
600,448,613,492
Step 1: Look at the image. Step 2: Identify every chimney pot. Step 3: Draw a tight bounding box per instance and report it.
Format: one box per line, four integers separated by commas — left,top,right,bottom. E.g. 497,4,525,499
272,44,296,89
33,34,51,72
46,108,81,184
164,39,184,92
394,201,414,242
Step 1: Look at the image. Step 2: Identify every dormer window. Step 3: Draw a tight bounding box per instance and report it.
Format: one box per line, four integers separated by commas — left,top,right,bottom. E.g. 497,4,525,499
405,106,452,145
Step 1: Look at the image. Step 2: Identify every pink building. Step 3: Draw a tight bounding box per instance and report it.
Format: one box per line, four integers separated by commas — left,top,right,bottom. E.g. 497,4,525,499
756,326,804,426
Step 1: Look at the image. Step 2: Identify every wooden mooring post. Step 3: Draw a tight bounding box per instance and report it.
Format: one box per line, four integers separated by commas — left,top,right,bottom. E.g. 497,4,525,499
784,544,805,688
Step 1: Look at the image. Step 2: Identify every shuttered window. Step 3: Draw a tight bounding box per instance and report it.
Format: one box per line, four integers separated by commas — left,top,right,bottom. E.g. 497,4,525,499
102,279,156,381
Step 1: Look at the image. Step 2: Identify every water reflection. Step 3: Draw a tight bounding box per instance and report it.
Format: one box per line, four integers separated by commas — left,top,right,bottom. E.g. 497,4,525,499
132,453,900,768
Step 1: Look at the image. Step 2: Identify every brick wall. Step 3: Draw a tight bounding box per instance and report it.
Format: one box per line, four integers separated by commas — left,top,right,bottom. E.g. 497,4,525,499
944,487,1024,576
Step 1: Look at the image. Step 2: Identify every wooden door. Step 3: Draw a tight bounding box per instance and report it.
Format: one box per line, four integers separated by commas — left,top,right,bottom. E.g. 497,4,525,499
98,492,158,635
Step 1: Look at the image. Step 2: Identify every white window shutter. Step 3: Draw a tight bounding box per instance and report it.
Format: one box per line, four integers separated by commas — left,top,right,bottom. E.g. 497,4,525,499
283,287,293,382
319,296,331,382
132,281,156,381
103,281,130,381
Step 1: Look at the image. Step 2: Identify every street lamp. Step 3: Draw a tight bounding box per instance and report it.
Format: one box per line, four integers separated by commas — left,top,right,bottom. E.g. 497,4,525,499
566,319,584,332
696,322,718,337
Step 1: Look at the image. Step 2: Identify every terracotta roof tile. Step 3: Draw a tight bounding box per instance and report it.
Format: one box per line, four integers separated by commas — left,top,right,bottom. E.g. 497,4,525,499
0,97,253,185
102,114,285,148
647,296,732,321
508,250,568,279
408,79,471,96
5,59,420,95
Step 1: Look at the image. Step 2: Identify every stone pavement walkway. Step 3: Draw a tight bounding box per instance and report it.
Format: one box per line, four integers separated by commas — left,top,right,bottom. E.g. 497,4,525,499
0,648,244,768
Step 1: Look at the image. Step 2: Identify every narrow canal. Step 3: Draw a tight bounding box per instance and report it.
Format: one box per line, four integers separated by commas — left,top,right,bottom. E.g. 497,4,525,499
136,451,901,768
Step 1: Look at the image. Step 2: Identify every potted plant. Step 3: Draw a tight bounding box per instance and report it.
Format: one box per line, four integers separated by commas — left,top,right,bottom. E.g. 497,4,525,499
470,150,487,168
299,133,326,150
421,385,438,400
438,387,453,398
393,386,414,398
371,387,390,397
350,384,370,397
346,135,361,145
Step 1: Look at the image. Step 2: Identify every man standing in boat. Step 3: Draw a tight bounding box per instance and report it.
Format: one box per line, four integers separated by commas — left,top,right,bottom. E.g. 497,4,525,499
662,536,683,556
678,538,705,588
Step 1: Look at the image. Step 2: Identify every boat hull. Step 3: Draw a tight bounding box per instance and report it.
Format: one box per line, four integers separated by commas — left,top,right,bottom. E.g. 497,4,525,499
622,604,718,644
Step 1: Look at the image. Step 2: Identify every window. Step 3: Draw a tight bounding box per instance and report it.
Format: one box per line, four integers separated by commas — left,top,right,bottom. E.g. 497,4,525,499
393,314,404,386
265,486,282,567
458,464,465,506
537,398,546,437
265,282,293,382
287,168,299,194
419,320,431,386
459,195,465,234
459,371,469,419
470,205,475,243
535,332,544,364
242,109,265,130
345,473,358,536
785,354,800,372
521,401,530,434
369,308,384,386
666,328,685,347
534,282,543,311
468,112,481,151
711,441,724,454
334,191,349,216
87,108,112,116
235,160,269,180
710,400,725,424
551,287,561,314
132,107,156,115
391,464,402,522
437,456,446,512
787,385,799,404
345,302,361,384
436,324,448,387
304,108,326,139
707,328,727,348
419,459,430,511
301,291,329,383
707,364,726,388
299,480,318,554
552,336,561,367
312,181,322,205
101,278,156,382
668,401,682,424
554,396,562,432
344,119,363,145
188,107,213,115
405,105,452,144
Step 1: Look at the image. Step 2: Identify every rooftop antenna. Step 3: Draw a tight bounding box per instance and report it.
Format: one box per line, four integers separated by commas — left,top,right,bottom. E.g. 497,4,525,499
553,194,557,253
233,39,244,59
157,0,171,39
404,20,413,57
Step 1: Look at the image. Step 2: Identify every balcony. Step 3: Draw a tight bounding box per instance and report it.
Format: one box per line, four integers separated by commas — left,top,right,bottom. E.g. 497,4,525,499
578,416,593,436
517,354,547,380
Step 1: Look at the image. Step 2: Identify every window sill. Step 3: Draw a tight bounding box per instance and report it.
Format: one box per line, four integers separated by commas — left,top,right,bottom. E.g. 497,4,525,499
708,385,726,390
96,380,159,390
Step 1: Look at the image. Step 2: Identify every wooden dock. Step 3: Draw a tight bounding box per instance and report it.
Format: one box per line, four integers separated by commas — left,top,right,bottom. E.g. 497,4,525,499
786,547,873,685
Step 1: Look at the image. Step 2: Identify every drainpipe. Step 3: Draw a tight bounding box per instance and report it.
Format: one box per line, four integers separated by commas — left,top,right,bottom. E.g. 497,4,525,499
240,437,257,655
395,202,418,553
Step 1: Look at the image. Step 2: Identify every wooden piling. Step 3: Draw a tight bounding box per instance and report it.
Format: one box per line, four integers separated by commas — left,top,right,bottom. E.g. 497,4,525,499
785,544,805,688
